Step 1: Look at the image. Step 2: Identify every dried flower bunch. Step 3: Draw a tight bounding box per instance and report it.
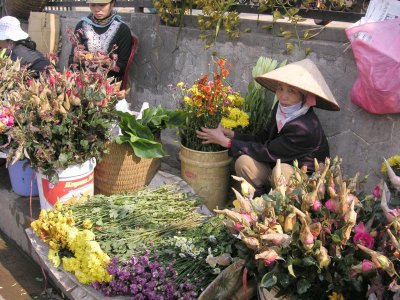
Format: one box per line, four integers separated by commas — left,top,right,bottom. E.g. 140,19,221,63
175,58,249,152
8,53,126,183
0,53,32,149
215,157,400,299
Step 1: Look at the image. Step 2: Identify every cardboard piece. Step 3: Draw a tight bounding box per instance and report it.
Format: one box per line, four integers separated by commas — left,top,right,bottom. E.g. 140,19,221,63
28,12,60,54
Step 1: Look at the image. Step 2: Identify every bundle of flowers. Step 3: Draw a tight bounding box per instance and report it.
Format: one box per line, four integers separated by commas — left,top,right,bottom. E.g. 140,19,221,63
213,157,400,299
67,184,237,295
92,252,197,299
8,54,126,184
175,58,249,151
0,54,32,150
31,203,112,284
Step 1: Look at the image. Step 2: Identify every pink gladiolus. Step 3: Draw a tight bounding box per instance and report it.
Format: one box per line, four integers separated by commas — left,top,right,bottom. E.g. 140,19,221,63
353,222,374,249
49,76,56,85
362,259,376,272
373,185,381,198
312,200,322,211
325,199,336,212
234,223,243,231
241,213,253,223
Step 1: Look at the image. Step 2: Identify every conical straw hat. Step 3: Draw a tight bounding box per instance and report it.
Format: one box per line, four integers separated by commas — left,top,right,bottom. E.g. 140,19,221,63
255,58,340,111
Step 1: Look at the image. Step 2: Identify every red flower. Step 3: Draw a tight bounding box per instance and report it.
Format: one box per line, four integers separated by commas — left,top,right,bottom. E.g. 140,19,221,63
373,185,381,198
353,222,375,249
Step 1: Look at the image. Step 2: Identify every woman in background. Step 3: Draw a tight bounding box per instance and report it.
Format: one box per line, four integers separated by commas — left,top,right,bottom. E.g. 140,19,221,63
0,16,50,76
69,0,132,81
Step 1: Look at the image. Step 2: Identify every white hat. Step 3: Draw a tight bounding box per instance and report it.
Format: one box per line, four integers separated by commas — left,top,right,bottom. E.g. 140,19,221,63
255,59,340,111
0,16,29,42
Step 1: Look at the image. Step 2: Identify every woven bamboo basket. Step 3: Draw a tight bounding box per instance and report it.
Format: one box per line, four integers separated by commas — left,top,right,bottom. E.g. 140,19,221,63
94,143,161,196
5,0,49,20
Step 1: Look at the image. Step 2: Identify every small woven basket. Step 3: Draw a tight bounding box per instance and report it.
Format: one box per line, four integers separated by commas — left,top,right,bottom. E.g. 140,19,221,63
5,0,49,20
94,143,161,196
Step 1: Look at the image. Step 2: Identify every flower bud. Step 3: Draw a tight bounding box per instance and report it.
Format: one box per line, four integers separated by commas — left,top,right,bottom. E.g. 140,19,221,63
315,245,330,268
255,249,279,265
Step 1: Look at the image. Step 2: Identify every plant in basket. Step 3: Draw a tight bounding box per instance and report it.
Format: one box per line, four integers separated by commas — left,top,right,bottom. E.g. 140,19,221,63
115,105,186,158
174,57,249,152
8,53,126,184
211,157,400,299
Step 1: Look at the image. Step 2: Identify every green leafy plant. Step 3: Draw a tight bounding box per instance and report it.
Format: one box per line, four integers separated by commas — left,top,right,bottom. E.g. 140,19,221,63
242,56,286,135
115,106,186,158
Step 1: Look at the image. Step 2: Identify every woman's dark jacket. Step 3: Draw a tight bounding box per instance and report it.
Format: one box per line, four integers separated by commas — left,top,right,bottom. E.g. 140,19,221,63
9,43,50,76
68,20,132,80
230,104,330,172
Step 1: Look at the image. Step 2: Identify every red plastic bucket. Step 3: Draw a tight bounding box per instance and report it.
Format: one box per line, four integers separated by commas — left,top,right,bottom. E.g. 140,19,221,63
36,158,96,210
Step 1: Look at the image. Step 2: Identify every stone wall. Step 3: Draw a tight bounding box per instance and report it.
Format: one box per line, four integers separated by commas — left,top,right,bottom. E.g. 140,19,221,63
53,10,400,192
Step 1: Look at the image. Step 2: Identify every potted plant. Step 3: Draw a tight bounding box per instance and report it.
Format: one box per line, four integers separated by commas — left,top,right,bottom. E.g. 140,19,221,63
174,57,249,210
94,105,186,195
211,157,400,299
8,53,125,208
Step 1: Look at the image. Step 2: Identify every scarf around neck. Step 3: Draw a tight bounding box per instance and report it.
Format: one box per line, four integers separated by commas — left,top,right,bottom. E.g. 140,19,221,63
276,102,310,132
82,10,122,28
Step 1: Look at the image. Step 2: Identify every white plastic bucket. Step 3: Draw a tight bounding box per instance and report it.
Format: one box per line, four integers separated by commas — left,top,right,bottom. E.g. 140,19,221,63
36,158,96,210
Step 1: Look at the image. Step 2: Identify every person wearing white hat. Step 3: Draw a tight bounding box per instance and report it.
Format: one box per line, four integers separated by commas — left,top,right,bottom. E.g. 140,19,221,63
0,16,50,76
197,58,340,196
68,0,133,80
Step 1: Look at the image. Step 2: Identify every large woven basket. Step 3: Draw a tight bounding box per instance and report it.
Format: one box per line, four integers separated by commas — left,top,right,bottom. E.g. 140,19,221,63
94,143,161,196
5,0,49,20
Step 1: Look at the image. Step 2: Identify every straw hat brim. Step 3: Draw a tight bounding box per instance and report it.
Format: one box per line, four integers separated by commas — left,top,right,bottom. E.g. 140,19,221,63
255,58,340,111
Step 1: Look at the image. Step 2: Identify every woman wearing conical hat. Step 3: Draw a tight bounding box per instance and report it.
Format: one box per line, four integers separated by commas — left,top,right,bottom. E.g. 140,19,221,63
196,59,340,196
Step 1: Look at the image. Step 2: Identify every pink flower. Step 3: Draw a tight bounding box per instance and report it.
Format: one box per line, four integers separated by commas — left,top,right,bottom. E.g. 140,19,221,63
373,185,381,198
241,212,253,223
361,259,376,272
234,223,243,231
325,199,336,212
353,222,374,249
312,200,322,211
49,76,56,86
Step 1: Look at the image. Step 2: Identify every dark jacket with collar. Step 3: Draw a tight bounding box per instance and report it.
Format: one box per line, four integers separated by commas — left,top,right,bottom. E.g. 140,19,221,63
9,44,50,77
68,19,132,80
230,104,329,172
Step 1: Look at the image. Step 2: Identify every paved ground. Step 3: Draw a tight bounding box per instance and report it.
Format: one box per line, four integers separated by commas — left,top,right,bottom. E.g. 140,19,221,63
0,231,62,300
0,167,62,300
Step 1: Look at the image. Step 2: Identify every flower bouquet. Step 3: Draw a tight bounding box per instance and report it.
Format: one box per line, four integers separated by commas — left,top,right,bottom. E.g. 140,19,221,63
0,53,32,153
212,157,400,299
175,58,249,152
8,55,126,184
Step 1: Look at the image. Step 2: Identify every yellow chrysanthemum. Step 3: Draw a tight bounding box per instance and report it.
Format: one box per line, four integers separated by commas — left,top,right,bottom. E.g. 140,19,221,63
220,118,237,129
177,81,184,87
48,249,61,268
221,108,249,129
381,155,400,174
328,292,344,300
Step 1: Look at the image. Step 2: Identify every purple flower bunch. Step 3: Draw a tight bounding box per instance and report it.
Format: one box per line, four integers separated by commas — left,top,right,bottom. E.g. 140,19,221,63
92,251,197,300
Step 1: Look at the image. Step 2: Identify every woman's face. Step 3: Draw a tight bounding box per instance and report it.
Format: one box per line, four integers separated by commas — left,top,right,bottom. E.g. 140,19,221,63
276,83,303,107
89,2,114,19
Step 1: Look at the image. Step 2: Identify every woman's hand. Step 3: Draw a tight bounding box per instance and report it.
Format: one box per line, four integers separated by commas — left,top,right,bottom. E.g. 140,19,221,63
196,124,232,148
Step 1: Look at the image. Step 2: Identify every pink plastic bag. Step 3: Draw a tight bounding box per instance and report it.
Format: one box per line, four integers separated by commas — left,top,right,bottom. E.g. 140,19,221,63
345,18,400,114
